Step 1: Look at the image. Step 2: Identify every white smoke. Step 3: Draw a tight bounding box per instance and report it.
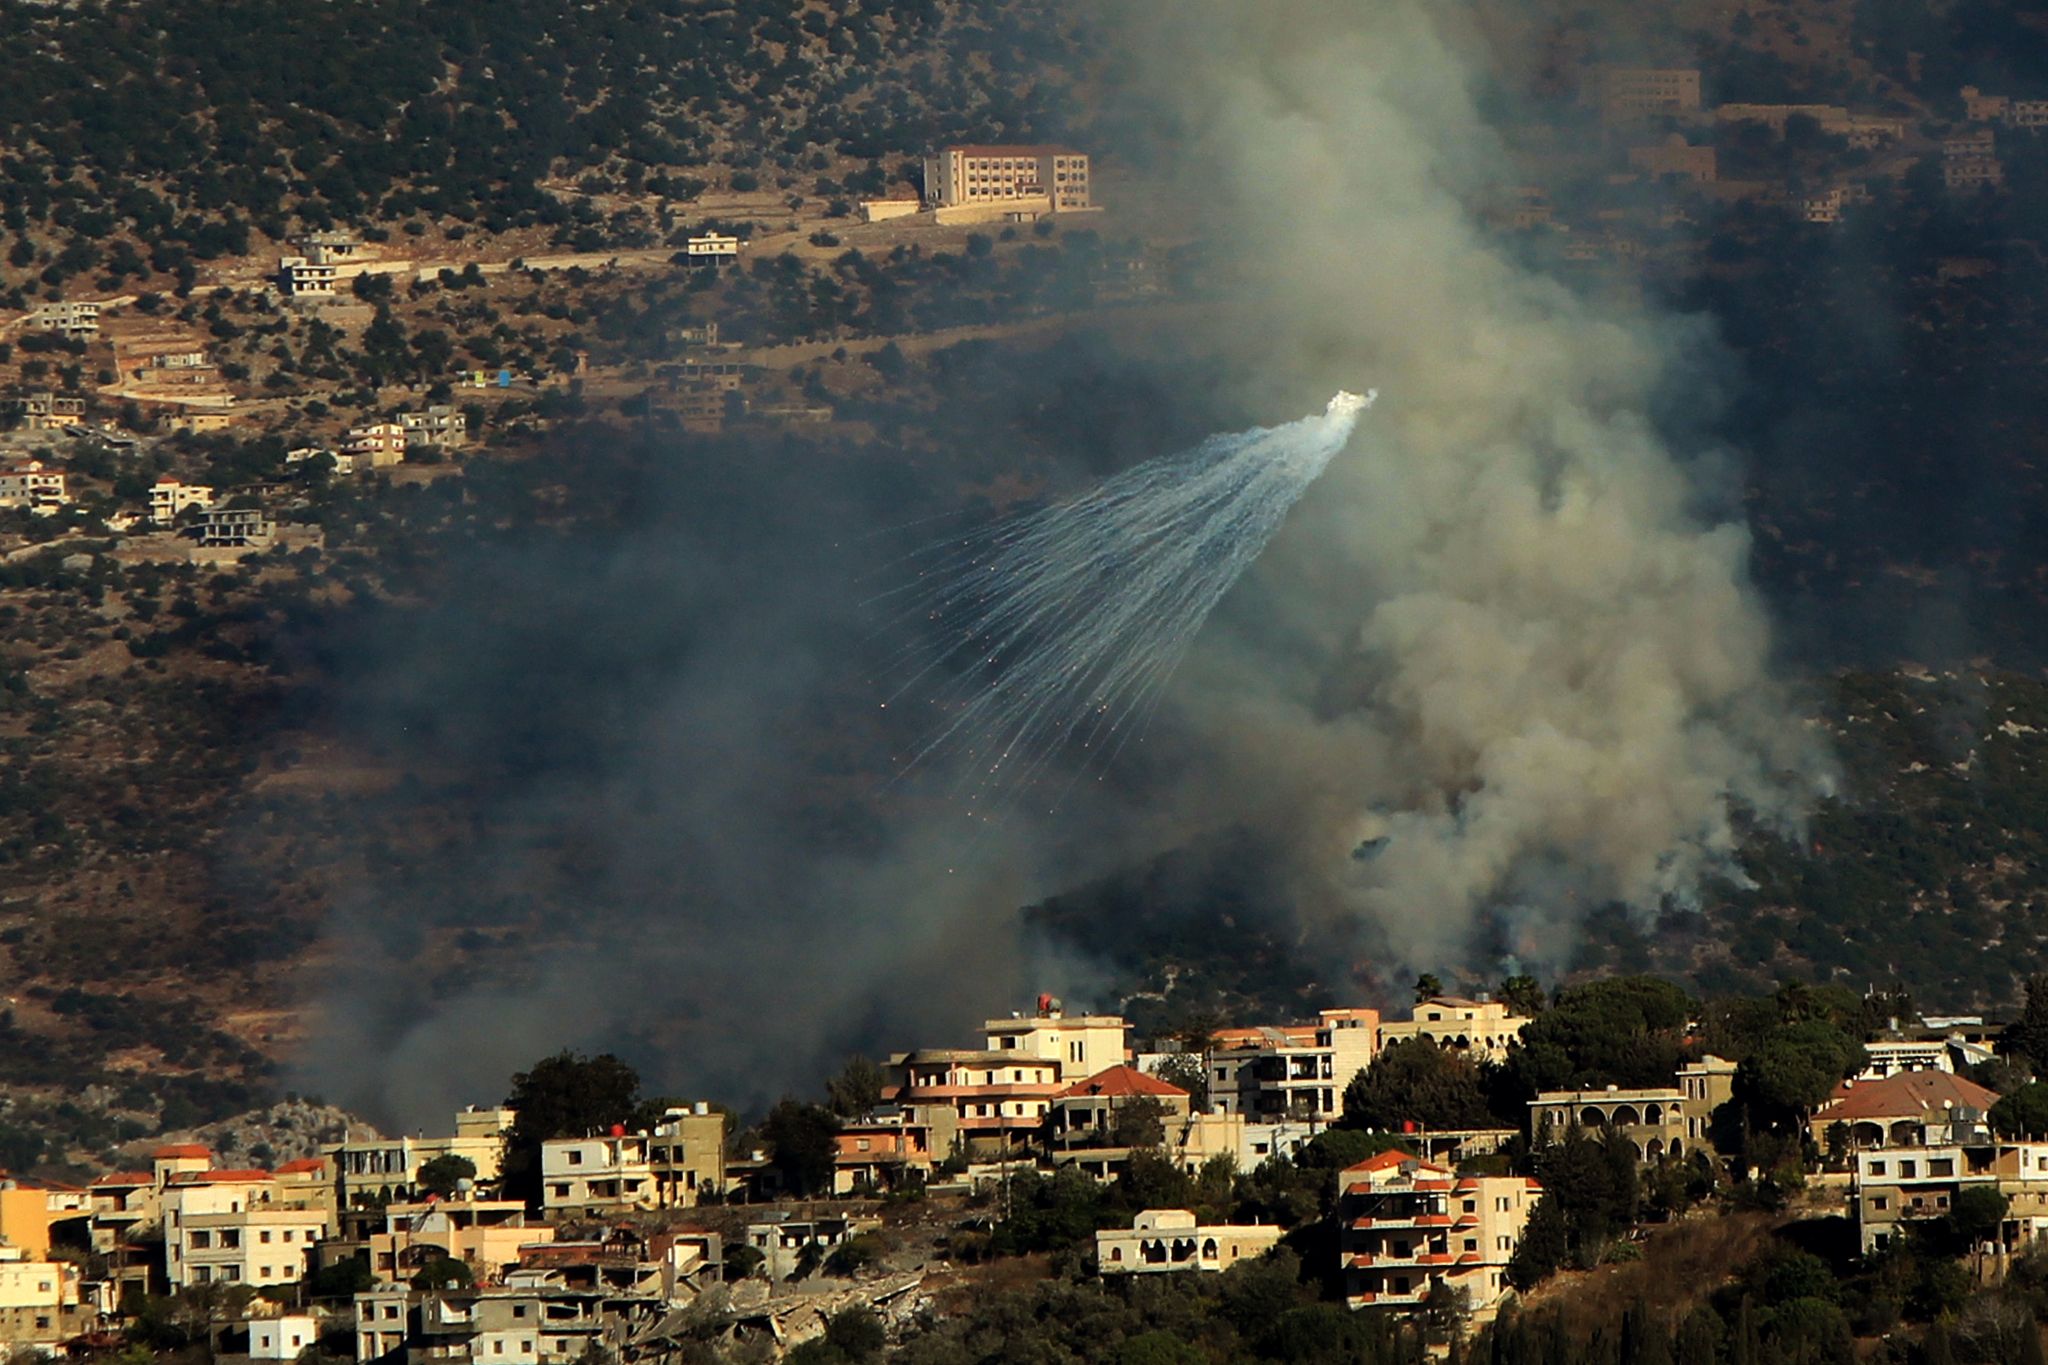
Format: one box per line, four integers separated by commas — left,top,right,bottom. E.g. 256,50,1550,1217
1130,1,1833,969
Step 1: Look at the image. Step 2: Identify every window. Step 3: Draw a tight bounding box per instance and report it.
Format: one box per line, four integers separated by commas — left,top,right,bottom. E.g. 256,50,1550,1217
568,1150,584,1166
515,1306,529,1320
260,1230,273,1244
1874,1198,1889,1211
1930,1159,1955,1177
1870,1161,1887,1176
191,1231,212,1249
1463,1200,1476,1213
1900,1161,1918,1178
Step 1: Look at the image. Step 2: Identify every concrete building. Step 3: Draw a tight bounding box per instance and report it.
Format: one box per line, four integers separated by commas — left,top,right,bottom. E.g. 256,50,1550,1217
1946,156,2005,191
1855,1143,1995,1253
1590,67,1702,121
250,1314,321,1359
1170,1112,1325,1176
684,233,740,262
0,461,68,511
540,1106,727,1216
1858,1038,1954,1080
24,301,100,339
1529,1085,1692,1160
1050,1065,1192,1151
164,1170,328,1289
195,507,276,549
328,1107,514,1210
279,257,338,297
1963,86,2011,121
832,1110,934,1195
1339,1151,1540,1319
164,408,235,434
149,478,215,525
1628,136,1717,183
400,405,469,449
743,1215,874,1282
1677,1056,1738,1146
983,1002,1129,1081
343,422,409,467
923,145,1092,212
0,1246,85,1346
1210,1008,1380,1122
1381,997,1528,1063
1096,1209,1283,1274
9,392,85,431
888,1050,1062,1157
369,1196,551,1286
1811,1070,1998,1150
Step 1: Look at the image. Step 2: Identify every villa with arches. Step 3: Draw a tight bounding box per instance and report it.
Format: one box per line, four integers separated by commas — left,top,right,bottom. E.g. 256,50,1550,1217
1528,1085,1692,1161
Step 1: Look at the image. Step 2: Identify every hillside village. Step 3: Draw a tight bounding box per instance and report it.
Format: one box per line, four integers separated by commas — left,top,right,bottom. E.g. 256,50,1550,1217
0,981,2039,1362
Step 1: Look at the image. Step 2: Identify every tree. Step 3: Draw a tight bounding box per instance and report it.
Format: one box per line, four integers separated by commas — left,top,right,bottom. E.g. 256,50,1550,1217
1341,1039,1495,1132
1992,1083,2048,1139
762,1100,840,1196
410,1256,473,1291
1497,975,1545,1017
825,1056,885,1120
1112,1096,1168,1149
1415,973,1444,1002
2007,977,2048,1076
1507,1195,1567,1289
500,1052,642,1205
1153,1053,1209,1111
1734,1020,1866,1128
415,1154,476,1199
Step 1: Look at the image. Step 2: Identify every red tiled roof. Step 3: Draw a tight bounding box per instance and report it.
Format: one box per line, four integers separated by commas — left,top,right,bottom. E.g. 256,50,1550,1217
1816,1070,1997,1122
152,1144,212,1160
171,1169,272,1184
1344,1149,1446,1176
1053,1065,1188,1100
275,1158,327,1175
91,1172,152,1187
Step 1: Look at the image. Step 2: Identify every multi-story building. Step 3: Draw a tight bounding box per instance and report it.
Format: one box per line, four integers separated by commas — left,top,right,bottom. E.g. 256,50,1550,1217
1380,997,1528,1063
1858,1039,1953,1080
0,461,68,511
1628,136,1717,183
1096,1209,1283,1274
279,257,338,297
9,392,85,432
342,422,409,468
1049,1066,1192,1153
400,405,469,449
1590,67,1702,121
356,1284,651,1365
149,478,215,525
1171,1112,1327,1176
1677,1056,1737,1147
1209,1008,1380,1122
329,1106,514,1211
1528,1086,1692,1160
0,1246,87,1346
539,1106,727,1216
196,507,276,549
368,1195,551,1285
25,300,100,339
174,1205,328,1289
1855,1143,1997,1253
742,1215,874,1282
888,1049,1062,1157
982,1001,1129,1081
923,145,1092,212
1339,1151,1540,1320
832,1110,934,1195
1810,1069,1998,1151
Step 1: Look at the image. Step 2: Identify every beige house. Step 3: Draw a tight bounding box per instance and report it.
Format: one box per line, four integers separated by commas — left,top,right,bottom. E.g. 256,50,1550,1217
888,1049,1062,1156
369,1195,551,1285
1677,1056,1737,1146
1529,1086,1692,1160
279,257,338,297
0,1246,86,1345
1340,1151,1539,1319
1381,997,1528,1063
1810,1070,1998,1150
342,422,409,467
1097,1209,1282,1274
0,461,68,510
329,1105,514,1209
983,1005,1128,1081
400,405,469,449
149,478,215,525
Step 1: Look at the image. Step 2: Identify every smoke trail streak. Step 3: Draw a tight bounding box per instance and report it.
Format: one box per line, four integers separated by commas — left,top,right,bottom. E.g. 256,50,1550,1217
888,391,1374,802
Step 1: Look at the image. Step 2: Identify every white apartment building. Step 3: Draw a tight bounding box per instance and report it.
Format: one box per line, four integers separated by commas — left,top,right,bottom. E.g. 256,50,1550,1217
342,422,408,467
279,257,338,297
539,1107,726,1217
250,1315,320,1359
1209,1009,1380,1122
25,300,100,338
149,478,215,525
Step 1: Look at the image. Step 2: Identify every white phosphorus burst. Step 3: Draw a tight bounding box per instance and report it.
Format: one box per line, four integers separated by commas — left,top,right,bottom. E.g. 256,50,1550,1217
887,390,1375,804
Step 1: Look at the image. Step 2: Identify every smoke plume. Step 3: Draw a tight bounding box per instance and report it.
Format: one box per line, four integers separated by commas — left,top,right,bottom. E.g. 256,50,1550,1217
1131,0,1833,968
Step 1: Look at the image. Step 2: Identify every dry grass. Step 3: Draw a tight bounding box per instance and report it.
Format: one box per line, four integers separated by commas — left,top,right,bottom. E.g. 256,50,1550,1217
1521,1210,1786,1329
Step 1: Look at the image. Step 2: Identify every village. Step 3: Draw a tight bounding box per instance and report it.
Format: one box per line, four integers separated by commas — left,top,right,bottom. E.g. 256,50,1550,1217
0,983,2028,1361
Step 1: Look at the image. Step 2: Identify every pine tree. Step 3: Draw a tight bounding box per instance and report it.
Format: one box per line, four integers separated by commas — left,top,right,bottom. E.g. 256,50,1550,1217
1733,1295,1760,1365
